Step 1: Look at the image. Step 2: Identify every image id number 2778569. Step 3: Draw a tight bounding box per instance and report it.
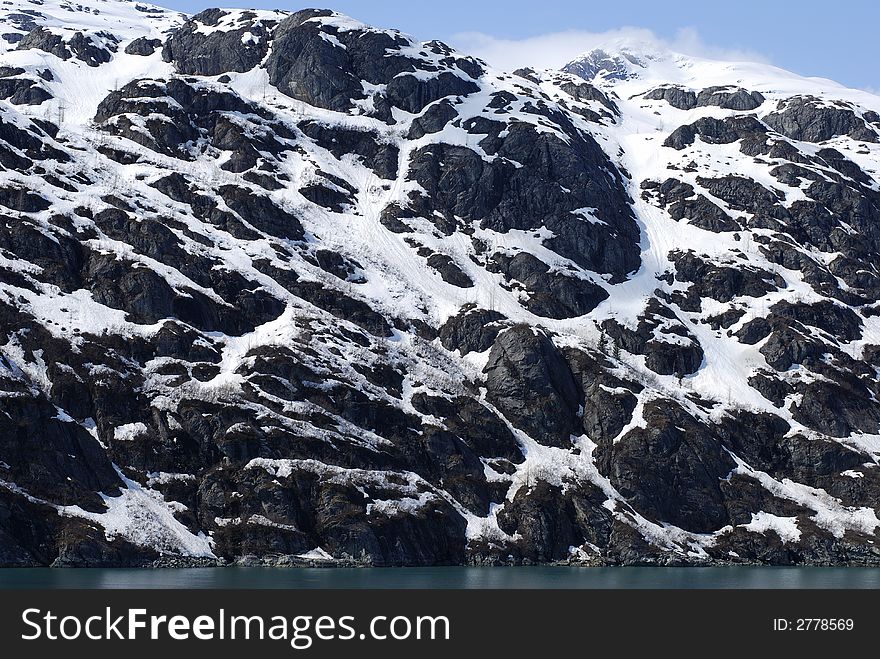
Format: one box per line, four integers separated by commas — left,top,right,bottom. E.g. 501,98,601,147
773,619,854,631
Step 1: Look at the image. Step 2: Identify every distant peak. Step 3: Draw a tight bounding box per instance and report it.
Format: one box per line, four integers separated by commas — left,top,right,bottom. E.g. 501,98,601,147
562,41,670,83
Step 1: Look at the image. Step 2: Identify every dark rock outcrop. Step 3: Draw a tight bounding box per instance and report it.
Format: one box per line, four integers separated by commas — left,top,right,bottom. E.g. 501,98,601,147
491,252,608,319
765,96,878,143
696,86,765,110
163,9,281,76
439,307,507,355
644,85,697,110
597,402,734,533
484,326,581,447
265,11,481,117
125,37,162,56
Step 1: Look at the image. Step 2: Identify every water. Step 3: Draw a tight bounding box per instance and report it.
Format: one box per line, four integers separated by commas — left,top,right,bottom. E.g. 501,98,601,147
2,566,880,589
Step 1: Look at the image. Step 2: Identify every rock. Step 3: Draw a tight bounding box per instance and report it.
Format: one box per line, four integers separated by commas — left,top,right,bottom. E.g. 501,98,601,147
264,10,480,117
407,120,640,281
864,345,880,368
163,9,281,75
749,371,794,407
764,95,878,143
203,462,468,566
0,76,52,105
0,389,121,512
512,67,542,84
670,250,780,305
602,298,704,377
664,116,767,150
735,317,772,345
557,80,620,115
497,481,613,563
426,254,474,288
17,27,117,66
697,175,785,217
643,178,740,232
565,348,640,445
401,426,489,515
299,121,400,179
150,173,261,240
0,491,60,566
760,326,826,371
313,249,365,283
645,340,704,377
293,280,393,337
439,306,507,355
491,252,608,319
124,37,162,56
792,380,880,438
484,326,581,447
817,147,873,185
803,180,880,256
705,308,745,330
0,185,49,212
410,393,523,463
406,100,459,139
696,86,765,110
386,72,480,114
0,111,69,165
770,300,863,342
218,185,305,241
597,401,734,533
644,85,697,110
264,10,371,112
97,77,288,167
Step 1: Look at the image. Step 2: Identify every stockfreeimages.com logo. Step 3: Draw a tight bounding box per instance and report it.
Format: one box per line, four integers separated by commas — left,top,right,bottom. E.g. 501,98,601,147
21,608,451,649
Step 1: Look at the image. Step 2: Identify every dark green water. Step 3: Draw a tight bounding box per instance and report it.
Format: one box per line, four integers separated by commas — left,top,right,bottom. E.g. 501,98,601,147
2,566,880,589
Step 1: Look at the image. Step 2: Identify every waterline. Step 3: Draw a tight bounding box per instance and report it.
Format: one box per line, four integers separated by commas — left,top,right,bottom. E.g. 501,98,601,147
2,566,880,589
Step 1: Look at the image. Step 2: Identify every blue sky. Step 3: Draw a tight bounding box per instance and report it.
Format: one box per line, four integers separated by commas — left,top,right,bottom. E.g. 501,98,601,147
159,1,879,92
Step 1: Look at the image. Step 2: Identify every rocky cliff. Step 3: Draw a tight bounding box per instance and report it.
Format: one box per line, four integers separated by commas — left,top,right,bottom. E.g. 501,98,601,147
1,1,879,567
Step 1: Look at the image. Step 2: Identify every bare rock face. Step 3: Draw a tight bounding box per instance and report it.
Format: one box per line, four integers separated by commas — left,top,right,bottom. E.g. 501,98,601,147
264,10,481,118
17,26,119,66
764,95,879,143
163,9,282,76
645,85,764,111
696,85,765,110
406,122,641,281
598,402,735,533
644,85,697,110
664,116,768,150
125,37,162,56
484,327,581,448
490,252,608,319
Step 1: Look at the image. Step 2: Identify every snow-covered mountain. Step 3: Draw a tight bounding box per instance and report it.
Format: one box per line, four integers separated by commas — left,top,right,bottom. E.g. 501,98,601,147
1,1,879,567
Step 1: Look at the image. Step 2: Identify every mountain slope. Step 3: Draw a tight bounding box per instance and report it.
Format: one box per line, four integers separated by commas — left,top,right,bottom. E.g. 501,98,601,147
1,2,879,567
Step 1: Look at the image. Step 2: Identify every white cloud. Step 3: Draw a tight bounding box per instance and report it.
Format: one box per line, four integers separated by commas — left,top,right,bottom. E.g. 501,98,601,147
449,26,770,73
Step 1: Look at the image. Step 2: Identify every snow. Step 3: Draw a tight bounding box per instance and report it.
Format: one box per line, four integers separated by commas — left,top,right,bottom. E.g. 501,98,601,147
146,471,195,486
742,512,802,544
113,422,148,441
58,467,215,557
191,9,287,36
297,547,334,560
730,452,880,539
